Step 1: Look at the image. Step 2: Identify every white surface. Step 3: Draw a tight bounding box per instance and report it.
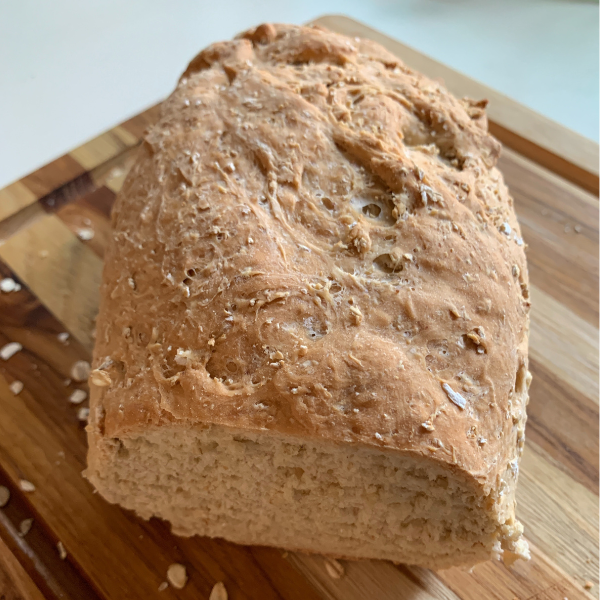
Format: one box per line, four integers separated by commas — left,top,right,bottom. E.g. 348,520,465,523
0,0,597,189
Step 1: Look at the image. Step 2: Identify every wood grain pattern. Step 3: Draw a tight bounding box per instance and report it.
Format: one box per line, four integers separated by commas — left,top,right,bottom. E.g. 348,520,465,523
497,148,599,323
0,537,45,600
0,466,101,600
0,182,37,223
69,126,138,172
529,285,598,402
526,356,599,494
0,16,597,600
20,155,87,200
312,15,599,195
0,216,102,350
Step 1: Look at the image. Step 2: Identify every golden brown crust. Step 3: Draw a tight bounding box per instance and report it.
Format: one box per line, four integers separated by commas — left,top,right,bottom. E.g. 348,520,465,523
90,24,529,495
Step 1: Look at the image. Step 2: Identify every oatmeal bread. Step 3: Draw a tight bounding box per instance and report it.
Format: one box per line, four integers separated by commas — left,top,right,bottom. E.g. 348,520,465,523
86,23,531,569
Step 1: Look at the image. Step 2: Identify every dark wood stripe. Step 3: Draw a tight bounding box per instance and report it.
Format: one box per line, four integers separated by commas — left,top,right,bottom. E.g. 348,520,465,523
55,186,116,259
0,534,45,600
39,171,95,214
248,547,325,600
393,564,429,590
0,468,102,600
0,152,127,245
76,186,116,219
21,155,87,200
0,265,48,330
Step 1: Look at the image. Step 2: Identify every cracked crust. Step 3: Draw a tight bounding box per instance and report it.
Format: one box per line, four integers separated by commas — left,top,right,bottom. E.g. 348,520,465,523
89,24,530,509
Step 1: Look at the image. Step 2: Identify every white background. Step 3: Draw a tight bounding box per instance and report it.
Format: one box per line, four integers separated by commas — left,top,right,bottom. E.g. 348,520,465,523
0,0,597,189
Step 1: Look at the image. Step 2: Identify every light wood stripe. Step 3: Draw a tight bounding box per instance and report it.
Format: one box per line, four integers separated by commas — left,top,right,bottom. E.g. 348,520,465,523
518,441,599,588
87,144,139,190
0,181,38,222
288,553,460,600
530,285,599,403
502,147,598,327
20,155,86,200
439,540,594,600
0,215,101,350
0,201,47,246
70,127,138,172
502,147,599,211
527,355,598,495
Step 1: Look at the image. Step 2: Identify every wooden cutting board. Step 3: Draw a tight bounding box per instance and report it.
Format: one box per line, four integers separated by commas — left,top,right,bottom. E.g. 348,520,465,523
0,15,597,600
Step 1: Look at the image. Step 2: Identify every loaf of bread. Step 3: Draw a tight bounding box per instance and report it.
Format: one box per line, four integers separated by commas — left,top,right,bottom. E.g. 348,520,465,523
86,23,531,569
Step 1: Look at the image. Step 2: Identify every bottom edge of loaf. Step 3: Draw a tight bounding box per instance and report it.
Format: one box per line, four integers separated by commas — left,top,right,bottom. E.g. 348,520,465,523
86,422,528,570
165,524,494,570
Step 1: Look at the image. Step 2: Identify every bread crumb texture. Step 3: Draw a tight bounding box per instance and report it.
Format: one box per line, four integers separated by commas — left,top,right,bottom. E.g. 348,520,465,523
87,23,530,569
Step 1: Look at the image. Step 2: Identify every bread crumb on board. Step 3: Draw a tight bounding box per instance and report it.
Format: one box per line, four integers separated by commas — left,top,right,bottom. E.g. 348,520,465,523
76,227,95,241
0,486,10,507
19,479,35,493
324,557,344,579
70,360,91,382
77,407,90,422
0,278,21,293
19,518,33,536
209,581,228,600
158,581,168,592
166,563,187,589
0,342,23,361
57,541,67,560
9,380,23,395
584,581,593,590
69,389,88,405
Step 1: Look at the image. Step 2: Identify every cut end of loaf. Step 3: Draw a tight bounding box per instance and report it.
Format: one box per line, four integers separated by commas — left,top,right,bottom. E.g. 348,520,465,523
86,424,528,569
